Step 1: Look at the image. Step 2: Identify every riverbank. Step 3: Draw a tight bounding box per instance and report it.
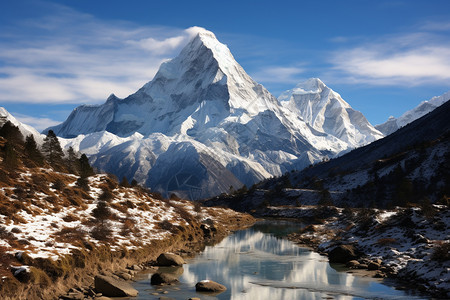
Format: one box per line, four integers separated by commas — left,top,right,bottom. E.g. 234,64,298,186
0,172,255,300
280,205,449,299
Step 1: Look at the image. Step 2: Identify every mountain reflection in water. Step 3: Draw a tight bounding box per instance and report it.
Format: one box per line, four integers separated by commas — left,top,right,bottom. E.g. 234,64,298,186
132,221,427,300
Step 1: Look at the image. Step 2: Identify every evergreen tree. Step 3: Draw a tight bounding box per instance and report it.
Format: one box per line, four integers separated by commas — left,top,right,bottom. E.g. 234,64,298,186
92,201,111,224
120,176,130,187
79,154,94,178
24,135,44,166
2,142,18,170
66,146,79,174
42,130,64,168
0,121,23,145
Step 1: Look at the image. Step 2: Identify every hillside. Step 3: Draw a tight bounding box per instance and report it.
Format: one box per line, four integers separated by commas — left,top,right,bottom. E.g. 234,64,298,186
0,121,254,299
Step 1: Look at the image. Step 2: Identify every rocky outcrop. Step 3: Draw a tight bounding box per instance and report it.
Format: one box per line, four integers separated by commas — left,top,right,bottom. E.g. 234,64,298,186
156,253,185,266
94,275,138,297
195,280,227,292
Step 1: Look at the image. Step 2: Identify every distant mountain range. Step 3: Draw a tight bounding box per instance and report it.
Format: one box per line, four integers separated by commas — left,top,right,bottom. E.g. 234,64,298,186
206,98,450,211
3,28,448,200
375,91,450,135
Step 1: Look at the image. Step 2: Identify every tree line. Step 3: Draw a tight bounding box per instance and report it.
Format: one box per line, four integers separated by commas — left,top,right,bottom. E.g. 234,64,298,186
0,119,94,178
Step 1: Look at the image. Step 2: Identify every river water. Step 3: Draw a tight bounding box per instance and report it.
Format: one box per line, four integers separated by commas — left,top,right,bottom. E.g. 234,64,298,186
130,221,427,299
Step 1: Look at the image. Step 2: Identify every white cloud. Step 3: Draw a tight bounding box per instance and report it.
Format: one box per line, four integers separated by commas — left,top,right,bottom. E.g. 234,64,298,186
329,30,450,86
251,66,305,84
0,4,199,104
13,113,60,131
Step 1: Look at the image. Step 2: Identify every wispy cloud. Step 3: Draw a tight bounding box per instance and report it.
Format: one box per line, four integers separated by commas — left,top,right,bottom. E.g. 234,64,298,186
0,3,198,104
12,113,60,131
328,27,450,86
251,66,305,84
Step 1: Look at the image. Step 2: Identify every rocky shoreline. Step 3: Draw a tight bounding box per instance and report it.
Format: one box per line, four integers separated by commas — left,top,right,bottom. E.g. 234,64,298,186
55,215,255,300
3,207,255,300
284,205,449,299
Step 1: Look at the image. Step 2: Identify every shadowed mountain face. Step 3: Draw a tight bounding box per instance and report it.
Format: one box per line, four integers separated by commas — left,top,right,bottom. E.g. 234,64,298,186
44,28,383,199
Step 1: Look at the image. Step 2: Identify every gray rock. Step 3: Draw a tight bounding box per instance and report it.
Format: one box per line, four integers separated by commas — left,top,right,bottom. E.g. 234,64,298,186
150,273,179,285
156,253,185,266
195,280,227,293
116,272,132,280
94,275,138,297
130,264,142,271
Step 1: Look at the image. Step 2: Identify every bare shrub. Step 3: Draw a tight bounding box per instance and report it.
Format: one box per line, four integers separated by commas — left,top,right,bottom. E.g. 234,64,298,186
91,223,112,242
120,216,137,237
158,219,175,232
431,241,450,261
54,226,86,243
62,214,79,222
376,238,397,246
51,179,65,191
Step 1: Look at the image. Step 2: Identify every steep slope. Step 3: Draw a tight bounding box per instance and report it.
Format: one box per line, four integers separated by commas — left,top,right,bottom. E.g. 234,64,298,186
279,78,383,148
0,107,44,143
376,91,450,135
45,28,377,199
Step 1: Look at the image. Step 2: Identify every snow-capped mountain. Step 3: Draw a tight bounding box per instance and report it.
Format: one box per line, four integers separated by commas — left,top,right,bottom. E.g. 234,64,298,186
46,28,381,199
279,78,383,148
0,107,44,143
375,91,450,136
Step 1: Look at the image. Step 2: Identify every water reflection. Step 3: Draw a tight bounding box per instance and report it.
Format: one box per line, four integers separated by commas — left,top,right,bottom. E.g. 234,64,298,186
132,221,426,299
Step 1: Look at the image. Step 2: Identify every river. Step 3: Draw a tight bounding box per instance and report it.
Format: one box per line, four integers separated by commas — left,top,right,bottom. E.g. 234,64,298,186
129,220,427,299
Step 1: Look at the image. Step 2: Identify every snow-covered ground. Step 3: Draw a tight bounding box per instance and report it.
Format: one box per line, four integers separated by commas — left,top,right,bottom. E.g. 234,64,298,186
286,206,449,298
0,168,250,287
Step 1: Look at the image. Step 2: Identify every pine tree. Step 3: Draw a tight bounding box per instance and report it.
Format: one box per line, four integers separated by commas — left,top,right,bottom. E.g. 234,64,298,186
42,130,64,168
79,154,94,178
92,201,111,224
24,135,44,166
0,121,23,145
2,142,18,170
66,146,79,174
120,176,130,187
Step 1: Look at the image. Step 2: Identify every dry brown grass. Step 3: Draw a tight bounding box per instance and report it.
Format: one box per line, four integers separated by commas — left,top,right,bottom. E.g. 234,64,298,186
54,226,87,243
376,238,397,246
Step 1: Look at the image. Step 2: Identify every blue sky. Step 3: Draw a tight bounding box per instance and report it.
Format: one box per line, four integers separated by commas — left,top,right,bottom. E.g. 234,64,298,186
0,0,449,131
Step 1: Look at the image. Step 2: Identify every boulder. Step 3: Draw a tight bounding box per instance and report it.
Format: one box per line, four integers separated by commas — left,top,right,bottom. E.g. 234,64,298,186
368,261,380,270
328,245,358,263
156,253,185,266
116,272,132,280
195,280,227,293
94,275,138,297
346,260,360,268
150,273,179,285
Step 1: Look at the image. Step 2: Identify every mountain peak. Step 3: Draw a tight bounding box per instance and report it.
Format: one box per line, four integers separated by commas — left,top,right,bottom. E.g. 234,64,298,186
279,79,383,147
296,78,326,92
